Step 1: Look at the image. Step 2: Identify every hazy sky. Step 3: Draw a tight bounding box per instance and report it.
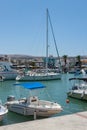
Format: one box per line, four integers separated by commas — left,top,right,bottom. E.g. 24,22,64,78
0,0,87,57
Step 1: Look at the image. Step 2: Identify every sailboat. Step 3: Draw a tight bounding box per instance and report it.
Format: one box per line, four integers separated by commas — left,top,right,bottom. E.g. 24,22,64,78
16,9,61,81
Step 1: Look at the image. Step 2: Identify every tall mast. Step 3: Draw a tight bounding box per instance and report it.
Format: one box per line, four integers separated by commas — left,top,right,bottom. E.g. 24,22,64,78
46,8,48,72
45,8,61,72
48,9,61,71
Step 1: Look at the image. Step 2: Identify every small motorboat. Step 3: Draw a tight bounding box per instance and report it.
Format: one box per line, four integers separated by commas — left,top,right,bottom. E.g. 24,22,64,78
5,82,62,117
0,102,8,121
67,77,87,100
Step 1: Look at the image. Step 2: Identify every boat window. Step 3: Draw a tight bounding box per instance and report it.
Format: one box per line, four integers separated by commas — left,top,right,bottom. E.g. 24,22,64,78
31,99,37,102
31,97,37,102
72,86,78,90
0,65,5,71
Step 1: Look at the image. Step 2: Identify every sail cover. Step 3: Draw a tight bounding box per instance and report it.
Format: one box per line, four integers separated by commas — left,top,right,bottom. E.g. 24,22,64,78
14,82,46,89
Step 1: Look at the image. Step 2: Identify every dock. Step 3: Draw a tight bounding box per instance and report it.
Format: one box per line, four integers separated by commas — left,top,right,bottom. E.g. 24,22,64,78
0,111,87,130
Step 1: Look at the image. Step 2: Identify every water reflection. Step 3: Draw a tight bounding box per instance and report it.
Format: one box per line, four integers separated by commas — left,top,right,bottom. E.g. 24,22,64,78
0,74,87,125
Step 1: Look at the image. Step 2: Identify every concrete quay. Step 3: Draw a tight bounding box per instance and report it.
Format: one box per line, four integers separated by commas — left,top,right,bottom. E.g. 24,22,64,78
0,111,87,130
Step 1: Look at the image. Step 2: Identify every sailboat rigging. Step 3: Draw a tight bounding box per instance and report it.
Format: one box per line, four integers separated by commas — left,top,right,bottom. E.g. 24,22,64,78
46,9,61,72
16,9,61,81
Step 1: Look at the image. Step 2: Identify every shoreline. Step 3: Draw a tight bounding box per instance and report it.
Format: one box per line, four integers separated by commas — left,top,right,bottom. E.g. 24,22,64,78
0,111,87,130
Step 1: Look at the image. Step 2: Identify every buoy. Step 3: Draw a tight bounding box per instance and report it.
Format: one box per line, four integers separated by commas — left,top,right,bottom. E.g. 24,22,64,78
66,99,70,103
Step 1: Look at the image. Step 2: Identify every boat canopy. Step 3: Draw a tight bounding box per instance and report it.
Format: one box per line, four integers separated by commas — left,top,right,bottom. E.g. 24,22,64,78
14,82,46,89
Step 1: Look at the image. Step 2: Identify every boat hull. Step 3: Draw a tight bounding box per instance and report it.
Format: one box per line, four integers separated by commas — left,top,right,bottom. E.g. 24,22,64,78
0,72,18,80
67,91,87,100
16,73,61,81
0,106,8,121
7,104,61,117
6,98,62,117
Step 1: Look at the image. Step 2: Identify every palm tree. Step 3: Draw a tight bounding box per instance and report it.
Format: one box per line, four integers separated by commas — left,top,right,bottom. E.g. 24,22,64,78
76,55,82,68
62,55,68,73
63,55,67,66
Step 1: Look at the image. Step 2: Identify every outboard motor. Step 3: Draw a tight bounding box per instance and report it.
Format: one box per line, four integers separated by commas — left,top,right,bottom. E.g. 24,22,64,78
7,95,15,101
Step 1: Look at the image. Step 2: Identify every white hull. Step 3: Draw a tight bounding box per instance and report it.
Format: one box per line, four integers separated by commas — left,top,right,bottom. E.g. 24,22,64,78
16,73,61,81
7,105,61,117
0,61,18,80
6,97,62,117
0,105,8,121
67,90,87,100
0,72,18,80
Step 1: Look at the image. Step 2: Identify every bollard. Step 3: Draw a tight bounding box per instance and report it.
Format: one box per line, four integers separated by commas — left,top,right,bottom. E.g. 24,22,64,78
34,111,37,120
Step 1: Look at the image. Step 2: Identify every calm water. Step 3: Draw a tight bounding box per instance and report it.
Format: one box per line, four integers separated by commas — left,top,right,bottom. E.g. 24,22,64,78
0,73,87,126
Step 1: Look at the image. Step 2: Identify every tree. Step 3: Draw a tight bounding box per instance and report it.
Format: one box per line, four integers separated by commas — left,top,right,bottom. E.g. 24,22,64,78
76,55,82,68
63,55,67,66
62,55,68,73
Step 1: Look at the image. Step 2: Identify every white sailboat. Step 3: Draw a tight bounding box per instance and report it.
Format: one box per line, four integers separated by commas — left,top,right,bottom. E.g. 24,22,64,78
16,9,61,81
5,82,62,117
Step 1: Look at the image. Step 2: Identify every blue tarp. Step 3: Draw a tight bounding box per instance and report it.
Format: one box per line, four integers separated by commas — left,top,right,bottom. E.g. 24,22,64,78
14,82,46,89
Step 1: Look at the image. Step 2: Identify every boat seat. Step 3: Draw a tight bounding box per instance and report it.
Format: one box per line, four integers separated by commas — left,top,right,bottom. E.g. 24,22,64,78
29,96,39,105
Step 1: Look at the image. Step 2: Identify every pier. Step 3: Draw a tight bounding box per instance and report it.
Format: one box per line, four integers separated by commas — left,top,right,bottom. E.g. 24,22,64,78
0,111,87,130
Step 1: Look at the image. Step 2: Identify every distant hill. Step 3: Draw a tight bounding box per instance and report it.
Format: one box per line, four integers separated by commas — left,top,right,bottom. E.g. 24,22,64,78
0,54,45,60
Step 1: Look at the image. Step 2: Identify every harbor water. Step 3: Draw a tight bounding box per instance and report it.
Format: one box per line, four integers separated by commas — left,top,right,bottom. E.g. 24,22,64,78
0,73,87,126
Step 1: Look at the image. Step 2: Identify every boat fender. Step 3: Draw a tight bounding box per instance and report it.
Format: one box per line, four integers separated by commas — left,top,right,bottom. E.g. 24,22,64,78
81,91,85,98
66,99,70,103
70,90,73,95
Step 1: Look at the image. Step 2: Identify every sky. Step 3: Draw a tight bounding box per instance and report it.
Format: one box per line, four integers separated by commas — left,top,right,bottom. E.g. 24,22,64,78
0,0,87,57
